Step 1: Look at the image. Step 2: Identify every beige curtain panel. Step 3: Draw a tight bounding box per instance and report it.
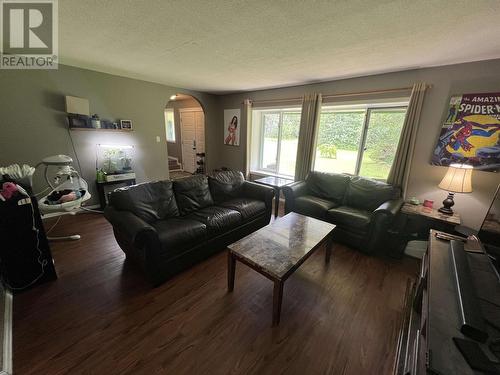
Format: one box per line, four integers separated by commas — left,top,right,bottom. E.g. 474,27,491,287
294,93,322,181
387,82,427,197
242,99,252,179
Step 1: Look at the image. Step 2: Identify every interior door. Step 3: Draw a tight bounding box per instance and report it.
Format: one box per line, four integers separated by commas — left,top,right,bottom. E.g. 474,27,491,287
180,110,205,173
194,111,205,153
180,111,197,173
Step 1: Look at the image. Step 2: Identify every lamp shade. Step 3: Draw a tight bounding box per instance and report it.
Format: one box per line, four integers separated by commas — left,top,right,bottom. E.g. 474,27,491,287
438,163,473,193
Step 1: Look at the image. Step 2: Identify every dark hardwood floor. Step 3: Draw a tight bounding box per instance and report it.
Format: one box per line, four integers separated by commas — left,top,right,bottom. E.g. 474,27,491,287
14,210,418,375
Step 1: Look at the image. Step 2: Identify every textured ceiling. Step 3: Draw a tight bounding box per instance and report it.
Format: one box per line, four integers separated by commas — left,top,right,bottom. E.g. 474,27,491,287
59,0,500,94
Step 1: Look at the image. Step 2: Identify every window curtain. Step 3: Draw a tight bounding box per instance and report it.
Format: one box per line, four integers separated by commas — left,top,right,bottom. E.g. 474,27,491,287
294,93,322,181
387,82,427,197
242,99,252,179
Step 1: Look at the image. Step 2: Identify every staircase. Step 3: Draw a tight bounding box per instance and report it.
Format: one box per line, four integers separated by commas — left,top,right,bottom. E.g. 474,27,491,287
168,157,182,172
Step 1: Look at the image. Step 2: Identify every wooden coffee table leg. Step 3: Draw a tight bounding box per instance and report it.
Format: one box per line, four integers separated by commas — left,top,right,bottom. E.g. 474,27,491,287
228,251,236,292
272,280,284,326
325,235,334,264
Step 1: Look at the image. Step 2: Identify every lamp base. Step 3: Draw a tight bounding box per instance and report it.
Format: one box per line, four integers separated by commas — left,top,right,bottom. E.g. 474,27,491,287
438,192,455,215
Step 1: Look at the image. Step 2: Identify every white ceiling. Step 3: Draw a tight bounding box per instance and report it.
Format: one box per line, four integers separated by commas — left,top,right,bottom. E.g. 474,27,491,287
59,0,500,94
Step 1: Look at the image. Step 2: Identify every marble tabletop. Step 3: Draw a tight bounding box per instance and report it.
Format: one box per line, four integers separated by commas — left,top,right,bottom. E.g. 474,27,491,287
401,202,461,225
254,176,294,188
228,213,336,280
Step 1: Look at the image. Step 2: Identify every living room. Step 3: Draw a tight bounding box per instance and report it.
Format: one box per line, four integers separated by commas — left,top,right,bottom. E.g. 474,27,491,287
1,1,500,374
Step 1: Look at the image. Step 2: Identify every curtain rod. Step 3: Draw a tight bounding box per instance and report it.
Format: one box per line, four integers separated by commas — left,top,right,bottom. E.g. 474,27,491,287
245,85,432,105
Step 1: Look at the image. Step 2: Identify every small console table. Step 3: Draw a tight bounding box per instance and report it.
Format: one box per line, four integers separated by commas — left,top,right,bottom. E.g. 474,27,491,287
254,176,293,218
96,178,136,209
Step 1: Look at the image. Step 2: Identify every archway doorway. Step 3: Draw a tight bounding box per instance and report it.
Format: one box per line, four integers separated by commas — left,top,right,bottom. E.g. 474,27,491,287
165,94,206,179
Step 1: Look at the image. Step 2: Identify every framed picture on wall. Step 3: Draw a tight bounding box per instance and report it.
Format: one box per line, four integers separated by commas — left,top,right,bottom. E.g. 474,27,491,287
120,120,133,130
224,109,240,146
431,92,500,172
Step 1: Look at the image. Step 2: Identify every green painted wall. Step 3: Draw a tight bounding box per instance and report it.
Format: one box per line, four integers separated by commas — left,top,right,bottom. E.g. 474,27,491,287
0,64,217,206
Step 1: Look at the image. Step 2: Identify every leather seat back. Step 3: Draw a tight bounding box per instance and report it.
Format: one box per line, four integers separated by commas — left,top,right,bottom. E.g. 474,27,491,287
109,180,179,223
208,170,245,203
305,171,350,203
344,176,401,211
173,175,214,215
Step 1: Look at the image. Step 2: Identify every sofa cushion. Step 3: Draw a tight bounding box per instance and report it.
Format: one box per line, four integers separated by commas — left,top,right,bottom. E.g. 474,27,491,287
327,206,372,231
208,170,245,203
219,198,266,220
173,175,214,215
109,180,179,223
185,206,242,234
294,195,338,219
151,218,207,254
344,176,401,211
305,171,350,203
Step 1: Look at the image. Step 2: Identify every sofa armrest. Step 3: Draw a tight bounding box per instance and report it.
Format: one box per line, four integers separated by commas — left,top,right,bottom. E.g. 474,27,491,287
241,181,275,211
282,181,308,214
367,198,404,254
373,198,404,217
104,206,158,248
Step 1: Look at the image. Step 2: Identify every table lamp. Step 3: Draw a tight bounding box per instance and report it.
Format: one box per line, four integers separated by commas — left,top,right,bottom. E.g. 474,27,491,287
438,163,473,215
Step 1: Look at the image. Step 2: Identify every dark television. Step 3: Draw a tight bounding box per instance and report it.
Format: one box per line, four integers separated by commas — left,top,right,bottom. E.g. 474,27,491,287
478,184,500,275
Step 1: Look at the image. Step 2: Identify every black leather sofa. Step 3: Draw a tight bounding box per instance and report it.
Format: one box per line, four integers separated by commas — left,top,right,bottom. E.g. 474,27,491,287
104,171,274,286
282,171,403,254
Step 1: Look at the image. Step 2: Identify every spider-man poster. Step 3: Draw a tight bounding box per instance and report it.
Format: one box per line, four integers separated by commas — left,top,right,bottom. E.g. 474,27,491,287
431,93,500,172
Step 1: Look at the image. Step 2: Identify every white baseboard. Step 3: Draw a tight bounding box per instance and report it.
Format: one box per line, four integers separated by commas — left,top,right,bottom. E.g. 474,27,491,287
0,288,12,375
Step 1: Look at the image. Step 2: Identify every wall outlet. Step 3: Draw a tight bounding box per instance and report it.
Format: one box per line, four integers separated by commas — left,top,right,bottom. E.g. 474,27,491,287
156,136,161,143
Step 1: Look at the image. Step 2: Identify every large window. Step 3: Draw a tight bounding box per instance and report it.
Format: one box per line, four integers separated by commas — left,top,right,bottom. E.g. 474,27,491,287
254,108,301,177
165,108,176,142
314,103,407,180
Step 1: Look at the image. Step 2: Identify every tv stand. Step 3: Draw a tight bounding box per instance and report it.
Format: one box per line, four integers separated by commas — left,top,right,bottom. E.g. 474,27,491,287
394,230,500,374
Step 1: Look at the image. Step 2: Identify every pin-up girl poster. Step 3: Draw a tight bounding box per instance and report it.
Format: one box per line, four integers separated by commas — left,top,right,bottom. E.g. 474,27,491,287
224,109,240,146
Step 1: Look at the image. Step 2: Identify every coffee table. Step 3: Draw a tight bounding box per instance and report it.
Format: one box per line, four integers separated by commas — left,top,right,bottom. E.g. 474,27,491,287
227,212,336,325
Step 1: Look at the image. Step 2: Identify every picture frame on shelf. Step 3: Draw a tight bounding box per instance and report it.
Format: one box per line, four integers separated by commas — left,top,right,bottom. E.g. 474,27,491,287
120,120,133,130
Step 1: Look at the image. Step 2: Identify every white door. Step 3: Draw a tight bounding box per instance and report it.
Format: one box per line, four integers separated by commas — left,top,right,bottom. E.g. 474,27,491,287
195,111,205,153
180,109,204,173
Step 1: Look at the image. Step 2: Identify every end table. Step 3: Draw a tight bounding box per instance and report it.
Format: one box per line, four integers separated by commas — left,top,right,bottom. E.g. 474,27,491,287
400,202,461,239
96,178,136,209
254,176,294,218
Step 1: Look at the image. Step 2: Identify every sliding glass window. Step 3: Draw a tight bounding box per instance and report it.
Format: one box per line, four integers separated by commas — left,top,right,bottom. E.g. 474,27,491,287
314,103,408,180
252,108,301,177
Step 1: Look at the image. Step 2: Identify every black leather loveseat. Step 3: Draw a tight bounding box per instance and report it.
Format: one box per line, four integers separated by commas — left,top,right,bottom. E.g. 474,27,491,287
104,171,274,285
282,171,403,254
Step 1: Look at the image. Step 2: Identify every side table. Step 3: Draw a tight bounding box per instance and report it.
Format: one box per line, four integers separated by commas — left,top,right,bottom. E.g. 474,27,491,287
400,202,461,239
96,178,136,209
254,176,294,218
